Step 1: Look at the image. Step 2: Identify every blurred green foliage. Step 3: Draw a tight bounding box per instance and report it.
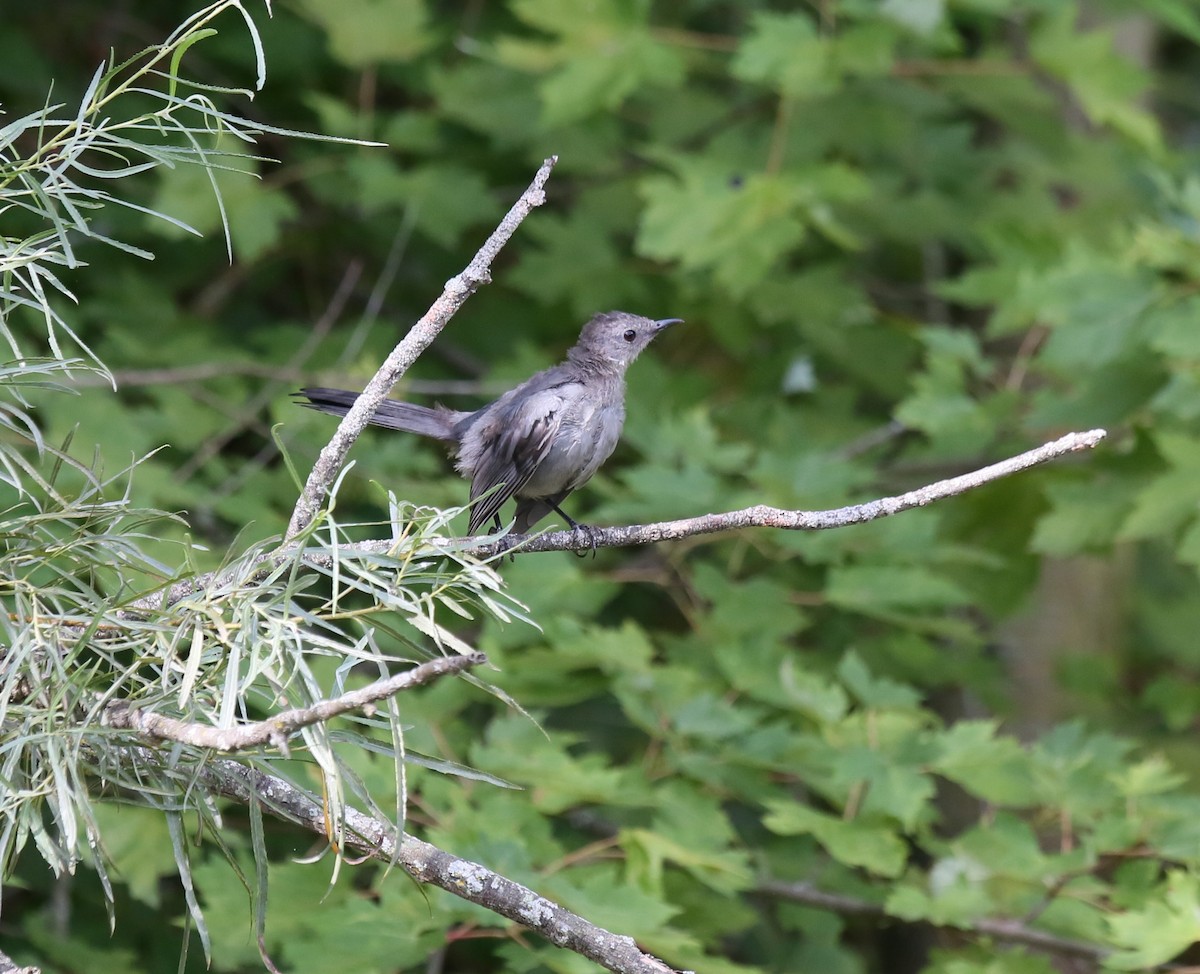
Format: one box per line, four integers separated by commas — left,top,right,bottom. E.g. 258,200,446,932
9,0,1200,971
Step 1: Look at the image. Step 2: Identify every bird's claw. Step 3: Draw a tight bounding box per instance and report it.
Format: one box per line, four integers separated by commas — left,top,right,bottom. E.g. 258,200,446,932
570,522,598,559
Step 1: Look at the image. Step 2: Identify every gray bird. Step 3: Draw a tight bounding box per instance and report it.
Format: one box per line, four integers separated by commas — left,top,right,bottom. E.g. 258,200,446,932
297,311,681,538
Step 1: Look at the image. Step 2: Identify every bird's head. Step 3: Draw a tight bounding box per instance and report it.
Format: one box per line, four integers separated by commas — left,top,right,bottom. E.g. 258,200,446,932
571,311,682,371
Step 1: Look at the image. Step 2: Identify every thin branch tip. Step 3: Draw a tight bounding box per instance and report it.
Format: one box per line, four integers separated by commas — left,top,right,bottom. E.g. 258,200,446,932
462,426,1109,557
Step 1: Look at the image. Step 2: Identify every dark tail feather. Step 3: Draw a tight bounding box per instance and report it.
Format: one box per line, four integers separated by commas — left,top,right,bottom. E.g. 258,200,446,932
295,387,457,441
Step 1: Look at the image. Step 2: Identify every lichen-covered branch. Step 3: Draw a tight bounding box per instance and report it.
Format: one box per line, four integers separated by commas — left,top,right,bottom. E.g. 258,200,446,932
201,759,679,974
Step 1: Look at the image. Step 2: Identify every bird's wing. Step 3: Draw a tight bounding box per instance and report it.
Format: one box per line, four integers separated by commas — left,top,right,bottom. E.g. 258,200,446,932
466,386,567,535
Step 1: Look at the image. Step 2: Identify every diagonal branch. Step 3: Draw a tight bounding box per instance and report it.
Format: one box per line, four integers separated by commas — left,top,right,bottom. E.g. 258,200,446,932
200,759,680,974
103,653,483,752
285,156,558,541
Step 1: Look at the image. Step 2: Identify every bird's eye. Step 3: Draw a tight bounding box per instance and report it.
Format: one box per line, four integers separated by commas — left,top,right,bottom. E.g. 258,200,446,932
623,329,637,342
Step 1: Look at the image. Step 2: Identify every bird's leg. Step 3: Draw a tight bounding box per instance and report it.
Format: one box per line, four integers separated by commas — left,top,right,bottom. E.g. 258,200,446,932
550,503,597,558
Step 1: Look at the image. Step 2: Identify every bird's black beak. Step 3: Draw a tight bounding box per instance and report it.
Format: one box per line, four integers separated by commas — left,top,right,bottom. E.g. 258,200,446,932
654,318,684,331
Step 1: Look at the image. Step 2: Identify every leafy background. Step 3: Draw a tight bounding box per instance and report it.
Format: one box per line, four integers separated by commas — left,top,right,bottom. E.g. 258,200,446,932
7,0,1200,971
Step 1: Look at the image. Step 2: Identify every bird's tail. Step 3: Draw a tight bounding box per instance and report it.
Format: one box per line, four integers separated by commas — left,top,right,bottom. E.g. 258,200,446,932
296,387,458,441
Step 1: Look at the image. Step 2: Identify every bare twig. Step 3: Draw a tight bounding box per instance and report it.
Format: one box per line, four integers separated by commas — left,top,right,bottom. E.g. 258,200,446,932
337,200,421,366
454,428,1109,558
285,156,558,540
104,653,483,753
837,419,909,460
756,878,1107,961
197,759,679,974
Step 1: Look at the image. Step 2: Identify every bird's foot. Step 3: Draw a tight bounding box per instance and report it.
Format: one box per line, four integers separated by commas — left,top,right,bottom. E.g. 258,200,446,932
567,520,598,559
548,502,599,558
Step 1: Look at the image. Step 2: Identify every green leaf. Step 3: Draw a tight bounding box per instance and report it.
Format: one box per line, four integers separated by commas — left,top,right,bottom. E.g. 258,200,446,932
501,0,685,124
880,0,945,36
1112,754,1187,800
824,740,935,831
885,862,994,926
468,714,649,813
508,204,651,319
1106,871,1200,969
1030,429,1157,557
1177,518,1200,571
1031,8,1160,150
340,159,499,249
89,804,177,907
838,652,923,710
831,22,897,79
1141,676,1200,733
638,164,806,297
543,864,681,936
291,0,432,65
950,813,1052,881
1032,722,1132,815
539,31,685,125
1145,294,1200,359
826,565,972,613
1030,476,1139,556
1023,252,1160,372
1119,431,1200,541
149,158,299,261
623,827,752,896
168,28,218,99
920,948,1060,974
510,0,629,36
21,913,144,974
637,157,868,296
429,61,542,146
778,659,851,722
763,803,908,877
672,692,762,741
732,12,829,97
931,721,1036,805
1139,0,1200,43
